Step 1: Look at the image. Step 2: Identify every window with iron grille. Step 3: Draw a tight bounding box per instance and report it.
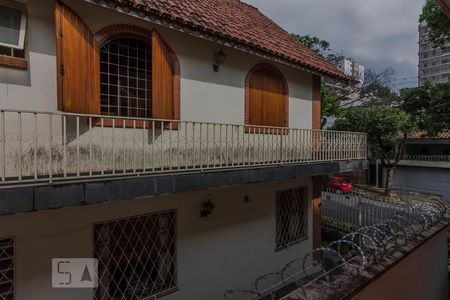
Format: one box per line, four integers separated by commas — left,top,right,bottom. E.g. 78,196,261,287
94,210,176,300
0,238,14,300
100,37,152,118
276,187,308,250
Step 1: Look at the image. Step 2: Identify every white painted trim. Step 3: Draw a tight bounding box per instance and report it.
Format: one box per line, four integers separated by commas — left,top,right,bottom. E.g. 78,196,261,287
0,0,27,49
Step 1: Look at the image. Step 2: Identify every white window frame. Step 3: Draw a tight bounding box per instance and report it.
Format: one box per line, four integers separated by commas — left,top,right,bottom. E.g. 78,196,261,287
0,0,27,50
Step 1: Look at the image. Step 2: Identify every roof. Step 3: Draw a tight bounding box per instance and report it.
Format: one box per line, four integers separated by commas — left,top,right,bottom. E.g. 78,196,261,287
406,131,450,140
90,0,349,80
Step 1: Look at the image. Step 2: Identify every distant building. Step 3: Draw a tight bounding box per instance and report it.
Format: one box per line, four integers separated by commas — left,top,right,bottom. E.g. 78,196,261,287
335,57,365,87
323,57,365,128
380,131,450,199
418,23,450,86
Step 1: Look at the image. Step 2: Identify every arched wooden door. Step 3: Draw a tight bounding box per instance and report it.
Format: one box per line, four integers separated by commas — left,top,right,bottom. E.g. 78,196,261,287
247,66,288,128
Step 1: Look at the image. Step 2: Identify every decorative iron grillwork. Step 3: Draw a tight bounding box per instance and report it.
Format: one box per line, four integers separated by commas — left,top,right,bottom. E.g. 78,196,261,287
100,37,152,118
276,187,308,250
94,211,176,300
0,238,14,300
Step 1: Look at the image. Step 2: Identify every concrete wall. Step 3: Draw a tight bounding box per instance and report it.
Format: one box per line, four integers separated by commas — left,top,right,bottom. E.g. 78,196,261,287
0,0,57,111
0,177,313,300
350,226,448,300
0,0,314,129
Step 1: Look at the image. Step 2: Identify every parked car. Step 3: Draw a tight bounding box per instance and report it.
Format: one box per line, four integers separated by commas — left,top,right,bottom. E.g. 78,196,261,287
327,176,353,193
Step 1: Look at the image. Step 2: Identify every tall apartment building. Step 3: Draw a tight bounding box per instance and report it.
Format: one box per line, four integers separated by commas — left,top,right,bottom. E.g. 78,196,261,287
418,23,450,85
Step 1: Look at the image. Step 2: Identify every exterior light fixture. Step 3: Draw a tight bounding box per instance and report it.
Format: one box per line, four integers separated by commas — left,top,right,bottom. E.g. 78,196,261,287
200,200,215,218
213,49,226,72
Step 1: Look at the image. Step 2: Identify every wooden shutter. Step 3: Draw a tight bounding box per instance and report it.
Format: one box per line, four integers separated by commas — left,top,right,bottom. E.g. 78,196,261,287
55,1,99,114
152,30,174,120
312,75,321,130
248,69,287,127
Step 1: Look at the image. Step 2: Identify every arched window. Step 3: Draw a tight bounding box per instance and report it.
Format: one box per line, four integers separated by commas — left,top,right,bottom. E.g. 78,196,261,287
100,37,152,118
55,2,180,122
245,64,288,128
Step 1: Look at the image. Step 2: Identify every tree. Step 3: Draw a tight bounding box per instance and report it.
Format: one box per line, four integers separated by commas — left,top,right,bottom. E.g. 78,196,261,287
334,107,416,196
320,83,341,128
401,82,450,133
291,34,401,128
291,34,344,65
420,0,450,48
291,34,331,57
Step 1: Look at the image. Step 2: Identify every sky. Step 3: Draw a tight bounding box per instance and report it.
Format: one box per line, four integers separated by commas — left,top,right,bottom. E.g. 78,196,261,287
242,0,425,89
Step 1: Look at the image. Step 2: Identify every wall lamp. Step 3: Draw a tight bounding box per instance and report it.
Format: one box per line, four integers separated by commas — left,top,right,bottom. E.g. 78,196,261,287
200,200,215,218
213,49,226,72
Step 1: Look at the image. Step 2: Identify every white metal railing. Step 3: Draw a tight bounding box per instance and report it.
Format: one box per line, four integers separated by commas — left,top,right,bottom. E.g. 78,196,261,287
0,109,367,187
401,154,450,162
321,189,406,231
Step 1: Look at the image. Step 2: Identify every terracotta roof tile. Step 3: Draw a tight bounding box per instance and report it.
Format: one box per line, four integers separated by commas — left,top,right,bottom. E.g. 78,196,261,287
107,0,349,80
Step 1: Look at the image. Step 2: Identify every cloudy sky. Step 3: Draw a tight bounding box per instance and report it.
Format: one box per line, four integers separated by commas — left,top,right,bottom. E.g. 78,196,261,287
243,0,425,89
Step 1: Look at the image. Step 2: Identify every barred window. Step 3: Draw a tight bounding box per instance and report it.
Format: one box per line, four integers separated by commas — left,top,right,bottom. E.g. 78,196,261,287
100,37,152,118
0,238,14,300
276,187,308,250
94,211,176,300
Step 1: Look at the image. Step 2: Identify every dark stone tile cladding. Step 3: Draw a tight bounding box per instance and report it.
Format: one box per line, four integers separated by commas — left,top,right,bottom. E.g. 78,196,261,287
0,160,368,215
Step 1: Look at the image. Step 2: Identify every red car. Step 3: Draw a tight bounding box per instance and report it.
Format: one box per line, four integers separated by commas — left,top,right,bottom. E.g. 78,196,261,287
327,176,353,193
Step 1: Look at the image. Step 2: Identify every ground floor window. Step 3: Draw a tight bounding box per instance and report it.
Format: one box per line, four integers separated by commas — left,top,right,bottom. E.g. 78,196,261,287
276,187,308,250
94,210,177,299
0,238,14,300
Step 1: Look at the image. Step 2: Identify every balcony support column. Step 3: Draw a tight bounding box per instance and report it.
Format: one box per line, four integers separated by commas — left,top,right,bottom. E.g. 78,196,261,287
312,175,322,257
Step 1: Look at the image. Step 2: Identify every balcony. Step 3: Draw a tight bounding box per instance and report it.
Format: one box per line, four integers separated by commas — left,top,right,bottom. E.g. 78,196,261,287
0,109,367,188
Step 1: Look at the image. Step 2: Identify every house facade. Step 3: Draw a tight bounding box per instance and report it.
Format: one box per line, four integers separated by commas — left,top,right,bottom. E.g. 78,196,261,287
383,132,450,199
0,0,367,299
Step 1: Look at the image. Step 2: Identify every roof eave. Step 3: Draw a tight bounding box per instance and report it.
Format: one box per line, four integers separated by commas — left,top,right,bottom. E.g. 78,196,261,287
84,0,350,82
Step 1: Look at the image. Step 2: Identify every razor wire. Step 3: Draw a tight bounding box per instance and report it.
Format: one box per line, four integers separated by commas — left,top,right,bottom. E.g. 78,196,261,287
224,197,449,300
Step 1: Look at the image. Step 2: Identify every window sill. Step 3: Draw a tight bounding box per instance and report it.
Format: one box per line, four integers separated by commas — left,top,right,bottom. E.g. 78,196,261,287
244,125,289,135
0,55,27,70
93,117,179,130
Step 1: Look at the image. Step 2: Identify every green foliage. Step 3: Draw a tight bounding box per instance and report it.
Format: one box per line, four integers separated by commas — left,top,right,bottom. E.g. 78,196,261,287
321,81,341,127
420,0,450,47
291,34,345,126
291,34,345,64
291,34,330,56
333,106,416,157
401,82,450,133
321,216,357,232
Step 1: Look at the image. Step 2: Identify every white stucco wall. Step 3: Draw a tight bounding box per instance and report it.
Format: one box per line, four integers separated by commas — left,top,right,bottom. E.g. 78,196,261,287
0,0,314,129
0,178,313,300
0,0,57,112
351,226,448,300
